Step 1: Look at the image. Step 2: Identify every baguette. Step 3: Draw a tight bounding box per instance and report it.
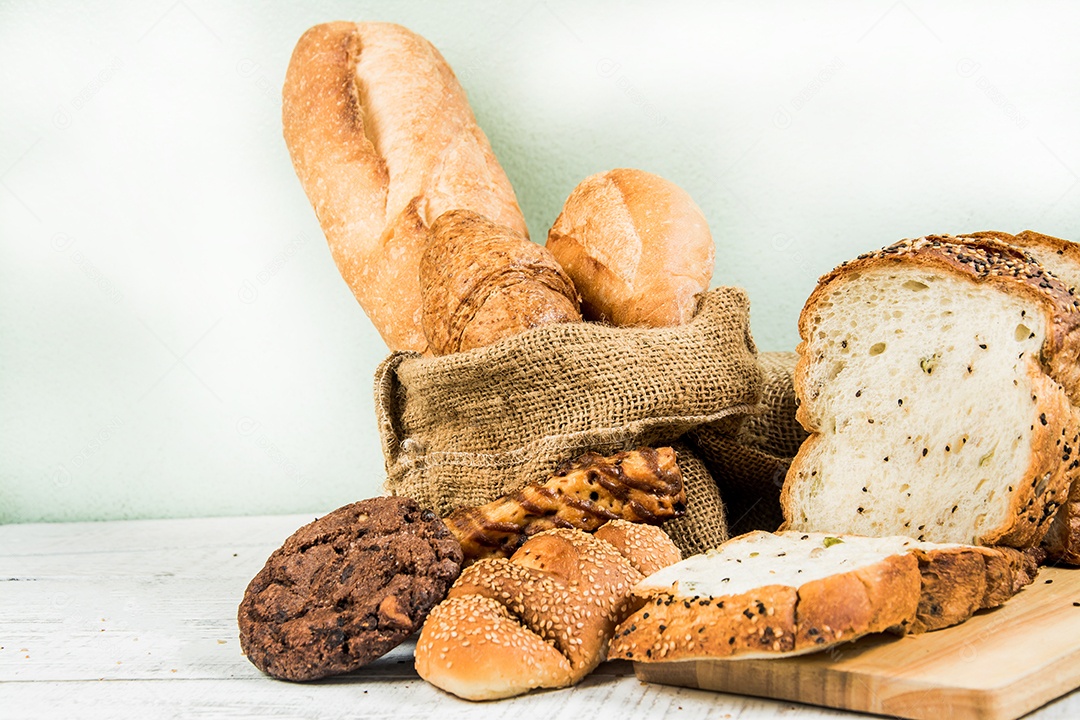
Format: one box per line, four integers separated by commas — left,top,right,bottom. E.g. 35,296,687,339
283,22,528,352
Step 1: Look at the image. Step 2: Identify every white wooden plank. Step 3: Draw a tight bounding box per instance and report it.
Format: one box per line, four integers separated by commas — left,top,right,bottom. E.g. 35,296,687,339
0,513,320,558
2,675,848,720
2,514,1078,720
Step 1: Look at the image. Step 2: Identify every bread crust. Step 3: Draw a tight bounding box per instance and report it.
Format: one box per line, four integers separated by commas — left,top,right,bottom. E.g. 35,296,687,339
962,231,1080,565
546,169,714,327
608,535,1033,664
415,523,681,700
906,545,1036,633
414,595,573,701
796,236,1080,408
784,235,1080,547
282,22,527,352
419,209,579,354
609,547,921,662
444,447,686,565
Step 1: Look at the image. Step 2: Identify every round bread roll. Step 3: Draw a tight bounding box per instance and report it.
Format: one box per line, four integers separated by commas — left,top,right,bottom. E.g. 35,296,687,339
546,168,714,327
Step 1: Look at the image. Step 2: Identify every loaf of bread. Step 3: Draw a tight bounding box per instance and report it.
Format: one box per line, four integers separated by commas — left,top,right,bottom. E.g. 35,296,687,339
420,209,581,354
283,22,528,353
546,168,714,327
444,446,686,565
963,229,1080,565
608,531,1034,663
415,520,681,700
782,235,1080,548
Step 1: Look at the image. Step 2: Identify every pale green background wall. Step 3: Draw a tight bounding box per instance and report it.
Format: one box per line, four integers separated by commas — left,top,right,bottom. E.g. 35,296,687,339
2,1,1078,523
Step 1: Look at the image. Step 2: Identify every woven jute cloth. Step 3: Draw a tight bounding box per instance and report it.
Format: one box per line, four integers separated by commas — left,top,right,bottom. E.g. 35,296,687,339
690,351,808,537
375,287,762,556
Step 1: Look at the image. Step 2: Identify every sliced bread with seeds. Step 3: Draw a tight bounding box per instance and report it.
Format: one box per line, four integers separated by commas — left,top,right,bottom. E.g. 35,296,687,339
608,531,1033,663
781,235,1080,547
962,230,1080,564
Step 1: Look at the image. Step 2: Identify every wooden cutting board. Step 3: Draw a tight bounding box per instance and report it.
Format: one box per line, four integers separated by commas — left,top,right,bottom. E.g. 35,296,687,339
633,566,1080,720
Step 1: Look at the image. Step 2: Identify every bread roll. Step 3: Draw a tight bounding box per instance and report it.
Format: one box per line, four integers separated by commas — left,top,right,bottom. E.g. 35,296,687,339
282,22,528,353
414,521,680,700
420,209,580,355
546,168,714,327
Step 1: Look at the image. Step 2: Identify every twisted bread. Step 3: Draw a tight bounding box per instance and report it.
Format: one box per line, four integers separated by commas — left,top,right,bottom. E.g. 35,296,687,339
283,23,528,352
415,520,680,700
443,446,686,564
420,209,581,354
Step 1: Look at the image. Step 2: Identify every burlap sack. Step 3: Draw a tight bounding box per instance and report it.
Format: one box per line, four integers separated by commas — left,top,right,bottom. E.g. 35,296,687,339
375,287,763,555
689,351,808,537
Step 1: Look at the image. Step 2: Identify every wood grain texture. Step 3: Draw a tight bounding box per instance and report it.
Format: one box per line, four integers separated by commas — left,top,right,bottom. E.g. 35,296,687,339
2,514,1078,719
634,566,1080,720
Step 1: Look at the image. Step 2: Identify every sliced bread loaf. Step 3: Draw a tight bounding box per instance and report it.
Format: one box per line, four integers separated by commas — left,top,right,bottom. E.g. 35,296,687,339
962,230,1080,564
781,236,1080,547
607,531,1033,663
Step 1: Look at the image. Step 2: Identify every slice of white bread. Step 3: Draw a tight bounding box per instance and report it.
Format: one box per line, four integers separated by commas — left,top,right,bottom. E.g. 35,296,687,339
781,236,1080,547
963,230,1080,565
608,531,1035,663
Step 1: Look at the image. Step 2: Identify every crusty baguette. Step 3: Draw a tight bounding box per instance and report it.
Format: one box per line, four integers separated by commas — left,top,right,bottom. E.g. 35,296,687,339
420,209,580,354
546,168,714,327
415,521,680,700
283,22,528,352
781,236,1080,547
608,531,1033,663
443,446,686,565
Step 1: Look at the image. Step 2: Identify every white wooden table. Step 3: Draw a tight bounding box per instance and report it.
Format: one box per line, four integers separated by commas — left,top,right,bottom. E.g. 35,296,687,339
3,514,1078,720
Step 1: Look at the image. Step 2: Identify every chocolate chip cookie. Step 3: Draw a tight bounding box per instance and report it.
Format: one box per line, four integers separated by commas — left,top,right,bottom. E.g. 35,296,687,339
238,496,463,680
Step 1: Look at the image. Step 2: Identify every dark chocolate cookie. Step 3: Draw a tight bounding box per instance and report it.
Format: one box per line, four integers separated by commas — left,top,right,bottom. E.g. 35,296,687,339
238,496,463,680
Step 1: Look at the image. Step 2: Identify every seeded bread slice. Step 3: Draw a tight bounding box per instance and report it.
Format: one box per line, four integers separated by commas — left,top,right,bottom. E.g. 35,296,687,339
781,236,1080,547
608,531,1031,663
963,230,1080,565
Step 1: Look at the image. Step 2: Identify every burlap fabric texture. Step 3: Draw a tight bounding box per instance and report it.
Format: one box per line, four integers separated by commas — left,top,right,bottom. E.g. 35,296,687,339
688,351,808,537
376,287,763,556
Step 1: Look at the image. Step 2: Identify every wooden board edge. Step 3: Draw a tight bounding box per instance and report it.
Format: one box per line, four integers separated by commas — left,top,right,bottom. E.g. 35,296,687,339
632,641,1080,720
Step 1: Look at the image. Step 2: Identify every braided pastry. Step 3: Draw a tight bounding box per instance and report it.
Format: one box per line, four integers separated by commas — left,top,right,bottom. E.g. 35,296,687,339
415,520,681,700
443,446,686,564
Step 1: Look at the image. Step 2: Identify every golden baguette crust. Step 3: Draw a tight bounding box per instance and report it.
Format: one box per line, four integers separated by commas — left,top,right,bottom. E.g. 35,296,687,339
282,22,528,352
443,446,686,565
420,209,580,355
414,522,680,700
784,235,1080,548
